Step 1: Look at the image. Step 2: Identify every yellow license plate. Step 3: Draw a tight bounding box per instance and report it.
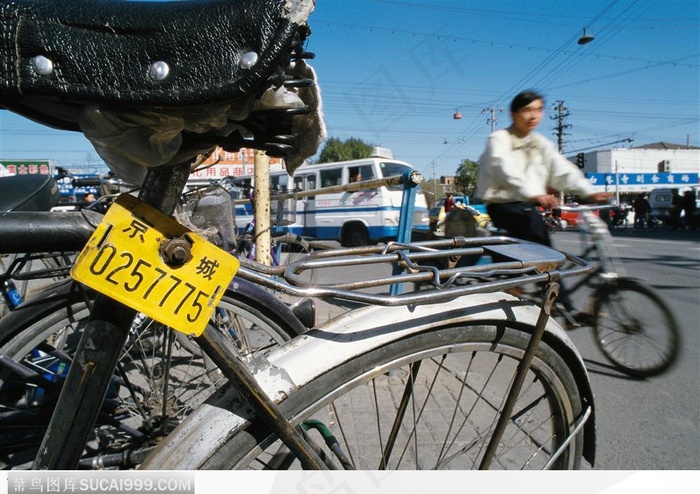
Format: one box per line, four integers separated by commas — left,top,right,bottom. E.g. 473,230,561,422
71,194,239,336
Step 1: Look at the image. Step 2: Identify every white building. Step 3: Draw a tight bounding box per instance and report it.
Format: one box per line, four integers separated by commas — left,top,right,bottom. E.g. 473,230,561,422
576,142,699,199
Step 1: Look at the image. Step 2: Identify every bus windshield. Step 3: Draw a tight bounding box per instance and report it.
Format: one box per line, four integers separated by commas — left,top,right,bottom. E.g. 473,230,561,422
379,162,412,191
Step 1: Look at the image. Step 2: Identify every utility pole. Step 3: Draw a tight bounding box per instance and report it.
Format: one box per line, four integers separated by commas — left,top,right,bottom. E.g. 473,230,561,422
481,107,503,132
552,101,572,203
551,100,571,154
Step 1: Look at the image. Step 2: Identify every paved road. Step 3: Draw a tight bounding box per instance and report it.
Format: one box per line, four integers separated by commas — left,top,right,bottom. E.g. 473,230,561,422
551,226,700,470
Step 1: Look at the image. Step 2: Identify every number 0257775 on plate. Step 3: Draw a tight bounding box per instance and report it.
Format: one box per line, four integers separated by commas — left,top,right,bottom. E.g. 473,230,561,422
71,194,239,336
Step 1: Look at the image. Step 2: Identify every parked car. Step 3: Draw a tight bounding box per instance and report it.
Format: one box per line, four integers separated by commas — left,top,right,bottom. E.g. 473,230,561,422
648,187,700,224
647,188,674,223
429,197,492,233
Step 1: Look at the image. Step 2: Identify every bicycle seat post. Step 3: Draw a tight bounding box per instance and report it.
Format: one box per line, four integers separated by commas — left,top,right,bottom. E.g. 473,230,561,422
34,163,190,470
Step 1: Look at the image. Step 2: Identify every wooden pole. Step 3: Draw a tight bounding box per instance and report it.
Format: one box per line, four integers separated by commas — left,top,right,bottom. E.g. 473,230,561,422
253,150,271,265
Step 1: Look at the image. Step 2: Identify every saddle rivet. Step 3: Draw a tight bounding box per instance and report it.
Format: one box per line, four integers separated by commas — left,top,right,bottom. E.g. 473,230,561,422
148,61,170,81
239,51,259,69
32,55,54,76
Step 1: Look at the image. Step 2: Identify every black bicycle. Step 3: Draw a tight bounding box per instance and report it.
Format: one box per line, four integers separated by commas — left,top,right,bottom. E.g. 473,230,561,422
555,205,680,377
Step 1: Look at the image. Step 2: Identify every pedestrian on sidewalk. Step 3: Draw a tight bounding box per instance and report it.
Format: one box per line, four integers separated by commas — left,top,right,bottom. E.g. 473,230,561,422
632,193,650,229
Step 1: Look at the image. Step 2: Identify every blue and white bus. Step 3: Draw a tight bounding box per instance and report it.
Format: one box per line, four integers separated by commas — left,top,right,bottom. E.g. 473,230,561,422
230,149,430,247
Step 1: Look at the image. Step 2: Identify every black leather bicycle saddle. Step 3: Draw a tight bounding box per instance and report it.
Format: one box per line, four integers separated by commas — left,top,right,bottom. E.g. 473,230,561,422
0,0,324,181
1,0,312,116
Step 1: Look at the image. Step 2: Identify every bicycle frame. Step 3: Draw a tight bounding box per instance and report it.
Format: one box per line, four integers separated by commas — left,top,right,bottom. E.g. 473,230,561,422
556,205,627,304
552,204,671,348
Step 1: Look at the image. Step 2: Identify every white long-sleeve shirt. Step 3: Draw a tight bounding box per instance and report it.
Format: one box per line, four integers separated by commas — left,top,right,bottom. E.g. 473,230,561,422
475,127,594,204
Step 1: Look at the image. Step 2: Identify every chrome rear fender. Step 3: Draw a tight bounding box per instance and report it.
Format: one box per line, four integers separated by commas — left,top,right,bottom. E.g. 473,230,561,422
142,291,595,469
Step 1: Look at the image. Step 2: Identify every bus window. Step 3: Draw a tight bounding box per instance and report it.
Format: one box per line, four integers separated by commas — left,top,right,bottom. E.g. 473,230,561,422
320,168,342,188
306,174,317,190
295,173,317,198
348,165,375,183
349,168,361,183
294,175,304,191
270,173,289,191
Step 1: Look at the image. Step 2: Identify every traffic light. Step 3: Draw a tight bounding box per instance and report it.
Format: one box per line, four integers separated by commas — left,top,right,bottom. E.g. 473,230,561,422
575,152,585,168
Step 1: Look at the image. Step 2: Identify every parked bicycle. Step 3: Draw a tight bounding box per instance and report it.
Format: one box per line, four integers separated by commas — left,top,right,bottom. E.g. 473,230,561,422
1,172,74,316
1,0,596,471
0,173,319,468
608,205,629,229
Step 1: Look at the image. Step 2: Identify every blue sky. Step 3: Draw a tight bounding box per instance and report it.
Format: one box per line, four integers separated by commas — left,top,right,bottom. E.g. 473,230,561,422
1,0,698,182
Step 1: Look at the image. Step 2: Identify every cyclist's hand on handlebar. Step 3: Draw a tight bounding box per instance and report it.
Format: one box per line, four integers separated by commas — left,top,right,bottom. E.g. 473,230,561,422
531,194,560,210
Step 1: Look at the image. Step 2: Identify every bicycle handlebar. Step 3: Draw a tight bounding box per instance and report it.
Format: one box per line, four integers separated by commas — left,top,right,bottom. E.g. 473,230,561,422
71,177,102,187
557,203,622,212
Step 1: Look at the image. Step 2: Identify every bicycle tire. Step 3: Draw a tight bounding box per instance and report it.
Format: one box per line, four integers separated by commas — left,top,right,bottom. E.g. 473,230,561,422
592,278,680,377
0,279,298,469
0,252,73,317
158,323,586,470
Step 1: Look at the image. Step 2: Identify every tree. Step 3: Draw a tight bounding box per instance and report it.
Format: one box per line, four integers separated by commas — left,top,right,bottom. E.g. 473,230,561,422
454,159,480,200
317,137,375,163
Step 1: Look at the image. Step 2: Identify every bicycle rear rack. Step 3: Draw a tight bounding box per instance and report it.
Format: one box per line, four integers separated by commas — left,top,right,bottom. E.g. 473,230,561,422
236,235,592,307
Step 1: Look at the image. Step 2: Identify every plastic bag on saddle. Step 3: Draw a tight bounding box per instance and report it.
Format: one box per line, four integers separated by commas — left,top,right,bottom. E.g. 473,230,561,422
79,59,326,184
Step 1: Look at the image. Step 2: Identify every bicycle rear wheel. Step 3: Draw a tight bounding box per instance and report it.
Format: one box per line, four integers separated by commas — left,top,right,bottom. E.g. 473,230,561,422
592,278,680,377
173,323,586,470
0,280,297,469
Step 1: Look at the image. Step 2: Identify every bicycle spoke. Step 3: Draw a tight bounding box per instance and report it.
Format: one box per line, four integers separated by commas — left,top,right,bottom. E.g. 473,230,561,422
0,287,295,468
438,352,501,468
283,328,579,471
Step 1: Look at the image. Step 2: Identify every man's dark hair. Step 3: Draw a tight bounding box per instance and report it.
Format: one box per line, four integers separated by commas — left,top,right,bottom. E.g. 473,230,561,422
510,90,545,113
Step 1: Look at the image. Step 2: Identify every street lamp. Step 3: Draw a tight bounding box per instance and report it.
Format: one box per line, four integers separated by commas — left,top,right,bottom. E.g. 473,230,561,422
577,28,595,45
